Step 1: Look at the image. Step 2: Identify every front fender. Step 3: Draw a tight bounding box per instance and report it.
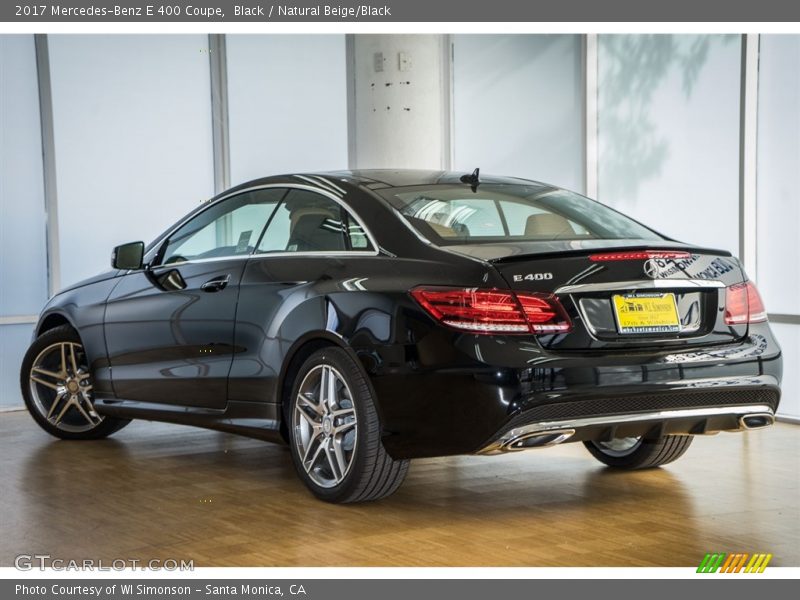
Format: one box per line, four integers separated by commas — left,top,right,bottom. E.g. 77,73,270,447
32,277,123,397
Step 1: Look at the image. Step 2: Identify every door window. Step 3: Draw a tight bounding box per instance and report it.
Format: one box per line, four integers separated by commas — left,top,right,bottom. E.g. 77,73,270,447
159,188,287,265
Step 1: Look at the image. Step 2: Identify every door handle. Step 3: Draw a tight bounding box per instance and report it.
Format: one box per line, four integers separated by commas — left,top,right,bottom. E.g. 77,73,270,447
201,275,230,293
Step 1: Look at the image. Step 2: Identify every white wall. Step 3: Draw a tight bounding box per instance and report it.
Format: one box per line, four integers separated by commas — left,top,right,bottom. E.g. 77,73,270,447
48,35,215,289
452,35,584,191
352,34,448,169
598,35,742,253
0,35,46,409
227,35,348,186
757,35,800,420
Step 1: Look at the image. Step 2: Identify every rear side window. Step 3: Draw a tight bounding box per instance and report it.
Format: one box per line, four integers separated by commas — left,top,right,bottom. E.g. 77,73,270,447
379,184,662,244
257,189,375,253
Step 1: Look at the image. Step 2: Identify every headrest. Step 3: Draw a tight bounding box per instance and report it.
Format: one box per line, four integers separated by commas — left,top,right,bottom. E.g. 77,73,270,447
525,213,574,237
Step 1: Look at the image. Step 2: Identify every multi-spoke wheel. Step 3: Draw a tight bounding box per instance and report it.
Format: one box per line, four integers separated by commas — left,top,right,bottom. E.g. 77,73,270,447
21,325,130,440
287,347,409,503
293,364,358,488
583,434,694,469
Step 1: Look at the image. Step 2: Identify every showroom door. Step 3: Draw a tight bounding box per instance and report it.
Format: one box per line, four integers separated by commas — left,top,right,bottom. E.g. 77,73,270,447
103,187,288,409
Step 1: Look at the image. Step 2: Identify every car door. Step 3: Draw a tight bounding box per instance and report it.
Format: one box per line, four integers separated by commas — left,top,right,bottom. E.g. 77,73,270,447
228,187,378,404
103,187,288,409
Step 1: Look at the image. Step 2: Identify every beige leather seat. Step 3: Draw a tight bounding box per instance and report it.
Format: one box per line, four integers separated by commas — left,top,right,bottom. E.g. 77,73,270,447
525,213,575,237
428,221,459,238
289,206,336,231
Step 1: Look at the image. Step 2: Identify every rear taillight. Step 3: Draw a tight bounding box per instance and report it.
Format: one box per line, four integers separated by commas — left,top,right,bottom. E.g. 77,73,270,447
410,287,572,335
516,293,573,333
724,281,768,325
589,250,692,262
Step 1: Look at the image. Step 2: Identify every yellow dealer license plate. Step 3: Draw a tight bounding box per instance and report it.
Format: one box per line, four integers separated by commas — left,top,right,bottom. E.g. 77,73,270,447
612,293,681,334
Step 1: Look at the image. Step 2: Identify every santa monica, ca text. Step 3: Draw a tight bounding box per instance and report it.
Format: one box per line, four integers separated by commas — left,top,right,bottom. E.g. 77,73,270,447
201,584,306,596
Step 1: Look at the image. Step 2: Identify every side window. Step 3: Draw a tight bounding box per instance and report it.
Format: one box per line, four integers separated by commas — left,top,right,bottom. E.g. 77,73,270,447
160,188,287,265
257,189,374,253
347,219,371,249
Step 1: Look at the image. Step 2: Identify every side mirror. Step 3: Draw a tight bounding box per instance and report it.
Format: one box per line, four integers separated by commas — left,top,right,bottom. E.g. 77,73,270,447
111,241,145,270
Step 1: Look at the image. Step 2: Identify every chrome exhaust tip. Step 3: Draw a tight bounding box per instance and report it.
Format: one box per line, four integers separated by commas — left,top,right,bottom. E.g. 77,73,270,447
739,413,775,430
504,429,575,452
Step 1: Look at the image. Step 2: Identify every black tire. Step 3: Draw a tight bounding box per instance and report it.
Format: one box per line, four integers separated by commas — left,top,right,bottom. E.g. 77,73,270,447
20,324,131,440
583,435,694,469
287,347,409,503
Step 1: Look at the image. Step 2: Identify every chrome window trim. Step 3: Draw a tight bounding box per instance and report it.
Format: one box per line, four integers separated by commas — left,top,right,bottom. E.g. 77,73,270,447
145,183,381,267
149,251,380,271
556,279,725,295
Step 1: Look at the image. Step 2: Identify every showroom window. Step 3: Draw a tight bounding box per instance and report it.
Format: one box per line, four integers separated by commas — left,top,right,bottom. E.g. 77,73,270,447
257,189,374,253
755,35,800,419
159,188,287,264
756,35,800,316
226,35,348,185
597,34,742,252
0,35,48,410
47,35,217,287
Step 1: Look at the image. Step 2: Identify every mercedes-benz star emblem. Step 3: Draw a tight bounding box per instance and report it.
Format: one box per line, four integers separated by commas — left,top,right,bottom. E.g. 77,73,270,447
643,258,661,279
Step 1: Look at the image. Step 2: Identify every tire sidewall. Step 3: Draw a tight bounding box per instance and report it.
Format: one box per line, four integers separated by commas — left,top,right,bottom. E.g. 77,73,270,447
583,435,693,469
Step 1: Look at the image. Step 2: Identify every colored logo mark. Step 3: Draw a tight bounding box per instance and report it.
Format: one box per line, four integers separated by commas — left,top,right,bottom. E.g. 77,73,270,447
697,552,772,573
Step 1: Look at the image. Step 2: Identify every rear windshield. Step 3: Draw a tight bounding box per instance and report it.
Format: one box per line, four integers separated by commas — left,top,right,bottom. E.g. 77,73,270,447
378,184,663,245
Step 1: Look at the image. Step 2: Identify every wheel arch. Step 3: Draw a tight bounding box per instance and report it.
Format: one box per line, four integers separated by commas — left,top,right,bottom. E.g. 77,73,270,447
36,311,75,337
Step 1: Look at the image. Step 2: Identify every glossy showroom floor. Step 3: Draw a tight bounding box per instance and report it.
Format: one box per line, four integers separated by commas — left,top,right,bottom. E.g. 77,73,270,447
1,411,798,567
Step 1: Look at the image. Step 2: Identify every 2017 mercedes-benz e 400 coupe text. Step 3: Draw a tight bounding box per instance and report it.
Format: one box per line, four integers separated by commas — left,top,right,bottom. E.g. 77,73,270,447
21,170,782,502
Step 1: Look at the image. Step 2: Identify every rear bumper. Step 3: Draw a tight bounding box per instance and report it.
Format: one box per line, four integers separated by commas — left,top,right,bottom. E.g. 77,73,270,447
368,325,782,459
478,402,776,455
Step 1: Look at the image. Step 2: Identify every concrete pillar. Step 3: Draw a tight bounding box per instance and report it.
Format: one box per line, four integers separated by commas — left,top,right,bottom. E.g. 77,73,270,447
349,34,450,170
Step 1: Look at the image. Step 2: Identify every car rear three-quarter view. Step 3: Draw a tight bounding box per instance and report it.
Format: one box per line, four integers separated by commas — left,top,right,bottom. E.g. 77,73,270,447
20,170,782,503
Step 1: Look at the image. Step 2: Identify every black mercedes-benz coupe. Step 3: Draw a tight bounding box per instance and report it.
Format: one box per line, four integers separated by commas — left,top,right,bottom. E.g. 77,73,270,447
21,169,782,502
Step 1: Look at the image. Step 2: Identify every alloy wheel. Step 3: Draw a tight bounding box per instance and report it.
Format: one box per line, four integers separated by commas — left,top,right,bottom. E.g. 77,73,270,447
292,364,358,488
28,341,103,433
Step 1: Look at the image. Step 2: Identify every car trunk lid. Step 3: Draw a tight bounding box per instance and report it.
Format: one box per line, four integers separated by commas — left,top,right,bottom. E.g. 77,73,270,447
450,240,748,351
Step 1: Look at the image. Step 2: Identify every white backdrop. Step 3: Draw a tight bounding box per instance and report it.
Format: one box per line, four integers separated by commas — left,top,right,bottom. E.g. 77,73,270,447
452,34,584,192
48,35,216,289
227,34,348,186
